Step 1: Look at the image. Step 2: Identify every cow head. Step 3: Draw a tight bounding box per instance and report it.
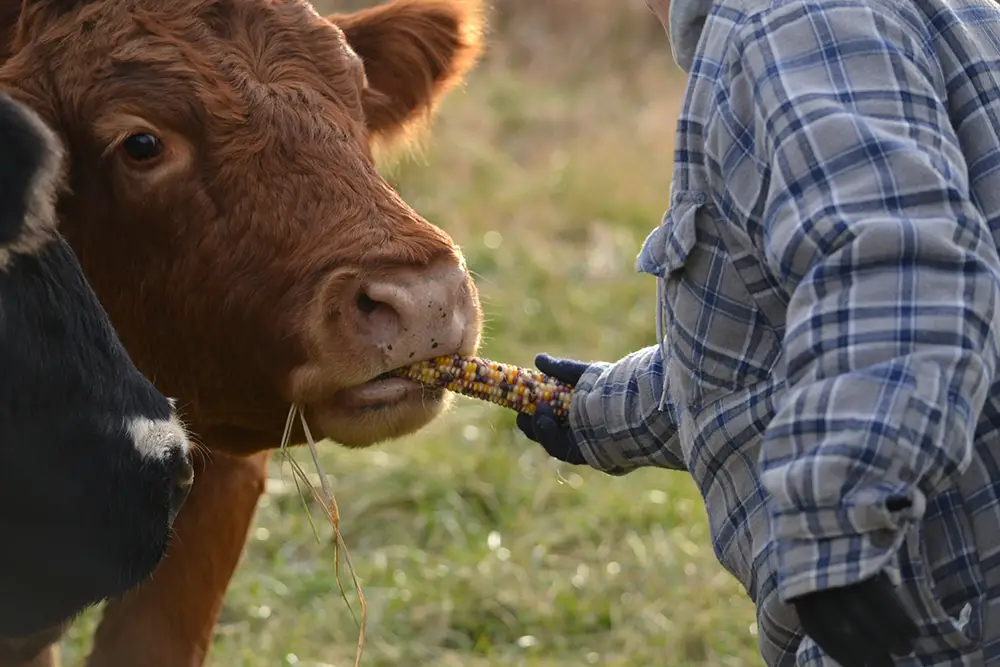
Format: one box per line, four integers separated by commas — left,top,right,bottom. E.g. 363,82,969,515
0,91,194,639
0,0,485,453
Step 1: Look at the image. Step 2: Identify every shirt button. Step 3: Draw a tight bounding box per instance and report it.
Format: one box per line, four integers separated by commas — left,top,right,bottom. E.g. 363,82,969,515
870,529,896,550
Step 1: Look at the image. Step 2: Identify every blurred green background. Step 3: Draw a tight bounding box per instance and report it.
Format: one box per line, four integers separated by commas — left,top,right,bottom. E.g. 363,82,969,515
64,1,763,664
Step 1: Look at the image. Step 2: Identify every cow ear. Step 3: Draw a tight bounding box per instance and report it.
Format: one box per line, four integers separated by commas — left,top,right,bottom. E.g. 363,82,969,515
329,0,485,147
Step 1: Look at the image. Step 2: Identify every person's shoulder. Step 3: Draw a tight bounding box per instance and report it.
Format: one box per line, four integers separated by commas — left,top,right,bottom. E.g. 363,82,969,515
731,0,930,30
743,0,918,17
725,0,936,52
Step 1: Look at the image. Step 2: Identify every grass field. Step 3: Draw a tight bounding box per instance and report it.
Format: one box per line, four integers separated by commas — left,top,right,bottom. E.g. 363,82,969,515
62,1,764,664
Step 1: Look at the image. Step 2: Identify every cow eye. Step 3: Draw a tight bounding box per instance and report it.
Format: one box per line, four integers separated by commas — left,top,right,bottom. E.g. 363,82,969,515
121,133,163,162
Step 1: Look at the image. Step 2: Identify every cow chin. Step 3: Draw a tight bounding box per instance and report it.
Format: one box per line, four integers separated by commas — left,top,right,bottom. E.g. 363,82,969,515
303,383,456,449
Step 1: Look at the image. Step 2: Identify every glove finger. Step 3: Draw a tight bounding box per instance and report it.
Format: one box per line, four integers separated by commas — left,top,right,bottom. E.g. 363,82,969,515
835,590,899,667
534,406,585,465
534,405,565,449
862,576,919,656
516,412,536,441
535,353,572,381
534,402,556,422
535,419,570,460
797,596,872,667
535,353,586,385
870,574,920,642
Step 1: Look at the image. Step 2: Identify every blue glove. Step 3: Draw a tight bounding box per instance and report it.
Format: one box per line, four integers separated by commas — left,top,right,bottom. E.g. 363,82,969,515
792,572,919,666
516,353,590,465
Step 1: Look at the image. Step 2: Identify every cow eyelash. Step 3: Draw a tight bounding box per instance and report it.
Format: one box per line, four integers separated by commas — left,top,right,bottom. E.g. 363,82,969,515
102,131,132,159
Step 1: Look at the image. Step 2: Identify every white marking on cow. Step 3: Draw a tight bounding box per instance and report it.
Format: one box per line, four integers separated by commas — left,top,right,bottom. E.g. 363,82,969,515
126,414,192,461
0,100,66,272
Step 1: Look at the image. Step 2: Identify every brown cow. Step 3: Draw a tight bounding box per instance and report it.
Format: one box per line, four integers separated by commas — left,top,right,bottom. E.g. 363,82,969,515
0,0,485,664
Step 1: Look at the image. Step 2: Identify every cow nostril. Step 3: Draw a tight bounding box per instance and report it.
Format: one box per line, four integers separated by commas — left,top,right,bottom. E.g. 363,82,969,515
356,291,379,315
167,451,195,522
343,282,404,342
174,455,194,489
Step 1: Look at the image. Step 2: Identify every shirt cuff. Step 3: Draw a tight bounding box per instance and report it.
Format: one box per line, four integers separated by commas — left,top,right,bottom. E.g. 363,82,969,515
570,363,633,475
567,346,684,474
770,490,925,600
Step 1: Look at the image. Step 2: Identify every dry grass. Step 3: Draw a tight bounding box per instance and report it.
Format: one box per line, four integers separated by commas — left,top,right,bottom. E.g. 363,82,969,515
279,406,368,667
60,1,764,665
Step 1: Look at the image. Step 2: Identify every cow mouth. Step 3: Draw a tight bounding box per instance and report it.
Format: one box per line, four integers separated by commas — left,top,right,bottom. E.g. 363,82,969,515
324,370,442,412
290,359,460,448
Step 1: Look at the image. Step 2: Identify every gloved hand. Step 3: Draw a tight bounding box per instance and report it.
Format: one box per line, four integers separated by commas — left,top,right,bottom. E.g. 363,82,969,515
791,572,920,667
516,353,590,465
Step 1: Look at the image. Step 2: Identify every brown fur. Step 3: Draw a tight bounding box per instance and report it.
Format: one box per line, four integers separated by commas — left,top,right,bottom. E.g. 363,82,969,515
0,0,485,663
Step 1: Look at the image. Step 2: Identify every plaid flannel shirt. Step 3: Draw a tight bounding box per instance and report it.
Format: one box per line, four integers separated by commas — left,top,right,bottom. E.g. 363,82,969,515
566,0,1000,663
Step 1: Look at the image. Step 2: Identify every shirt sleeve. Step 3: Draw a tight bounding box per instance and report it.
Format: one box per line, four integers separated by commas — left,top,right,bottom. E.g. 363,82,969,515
568,343,686,474
720,0,1000,602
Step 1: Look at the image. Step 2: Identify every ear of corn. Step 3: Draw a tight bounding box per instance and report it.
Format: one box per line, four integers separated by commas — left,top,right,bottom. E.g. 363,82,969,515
390,354,573,423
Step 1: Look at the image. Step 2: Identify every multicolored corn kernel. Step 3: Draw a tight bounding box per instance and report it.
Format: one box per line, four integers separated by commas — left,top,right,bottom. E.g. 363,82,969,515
390,354,574,422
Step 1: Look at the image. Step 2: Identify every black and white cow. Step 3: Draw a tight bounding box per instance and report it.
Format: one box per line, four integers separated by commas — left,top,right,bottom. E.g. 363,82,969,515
0,90,195,648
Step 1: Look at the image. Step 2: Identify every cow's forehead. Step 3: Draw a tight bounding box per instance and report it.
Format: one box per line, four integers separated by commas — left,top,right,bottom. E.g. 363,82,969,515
62,0,358,68
36,0,369,126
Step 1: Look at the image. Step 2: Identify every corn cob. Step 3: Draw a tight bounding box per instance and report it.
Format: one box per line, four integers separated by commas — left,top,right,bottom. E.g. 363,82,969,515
390,354,574,422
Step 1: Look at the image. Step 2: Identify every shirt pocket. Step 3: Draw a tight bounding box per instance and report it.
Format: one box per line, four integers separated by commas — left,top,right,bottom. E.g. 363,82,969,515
637,192,782,413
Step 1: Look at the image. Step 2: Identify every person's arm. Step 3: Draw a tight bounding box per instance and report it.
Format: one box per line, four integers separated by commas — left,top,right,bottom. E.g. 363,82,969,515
517,344,685,474
716,0,1000,604
569,343,686,474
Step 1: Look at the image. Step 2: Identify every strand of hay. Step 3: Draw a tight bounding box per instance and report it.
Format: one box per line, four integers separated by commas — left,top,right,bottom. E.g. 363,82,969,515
278,404,367,667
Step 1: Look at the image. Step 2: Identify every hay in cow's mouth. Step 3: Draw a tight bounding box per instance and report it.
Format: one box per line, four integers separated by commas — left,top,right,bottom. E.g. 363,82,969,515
277,405,367,667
